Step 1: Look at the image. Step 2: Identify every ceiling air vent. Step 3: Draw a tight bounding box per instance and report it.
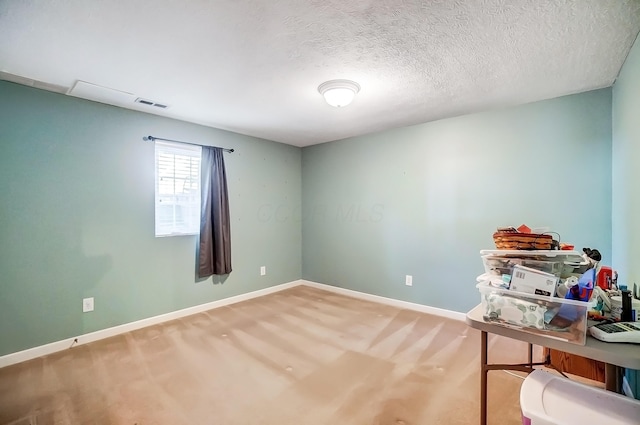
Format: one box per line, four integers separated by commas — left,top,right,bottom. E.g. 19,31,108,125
135,98,170,109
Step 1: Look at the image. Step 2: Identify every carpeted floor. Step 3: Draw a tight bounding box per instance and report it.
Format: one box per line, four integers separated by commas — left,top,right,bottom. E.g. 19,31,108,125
0,286,533,424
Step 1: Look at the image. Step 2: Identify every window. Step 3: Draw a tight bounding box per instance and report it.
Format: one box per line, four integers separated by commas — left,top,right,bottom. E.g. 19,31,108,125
154,141,202,236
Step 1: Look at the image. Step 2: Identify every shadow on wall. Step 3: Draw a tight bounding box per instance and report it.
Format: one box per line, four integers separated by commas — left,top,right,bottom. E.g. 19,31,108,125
195,273,230,285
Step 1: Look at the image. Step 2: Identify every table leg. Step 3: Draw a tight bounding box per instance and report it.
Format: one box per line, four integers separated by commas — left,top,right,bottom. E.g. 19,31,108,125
528,343,533,368
481,330,488,425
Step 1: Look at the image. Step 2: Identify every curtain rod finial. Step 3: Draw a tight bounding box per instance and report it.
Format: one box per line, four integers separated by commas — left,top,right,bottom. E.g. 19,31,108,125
143,136,155,142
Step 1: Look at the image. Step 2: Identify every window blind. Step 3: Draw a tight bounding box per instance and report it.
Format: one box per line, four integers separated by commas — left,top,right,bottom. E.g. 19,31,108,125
154,140,202,237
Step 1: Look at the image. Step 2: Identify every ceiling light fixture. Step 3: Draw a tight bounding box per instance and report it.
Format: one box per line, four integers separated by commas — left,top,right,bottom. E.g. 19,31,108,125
318,79,360,107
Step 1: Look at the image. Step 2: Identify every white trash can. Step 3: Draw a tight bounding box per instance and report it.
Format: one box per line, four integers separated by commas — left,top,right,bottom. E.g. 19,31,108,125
520,369,640,425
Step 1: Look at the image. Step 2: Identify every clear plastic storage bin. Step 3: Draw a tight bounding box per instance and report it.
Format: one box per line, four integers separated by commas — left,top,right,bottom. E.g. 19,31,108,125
477,282,588,345
482,256,565,278
521,369,640,425
480,250,586,279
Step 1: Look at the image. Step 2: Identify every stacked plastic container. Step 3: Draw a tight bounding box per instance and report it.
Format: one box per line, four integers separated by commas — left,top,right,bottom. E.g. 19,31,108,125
477,250,591,345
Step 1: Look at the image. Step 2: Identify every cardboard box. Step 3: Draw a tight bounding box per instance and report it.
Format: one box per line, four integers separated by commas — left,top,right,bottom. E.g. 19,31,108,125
510,265,558,297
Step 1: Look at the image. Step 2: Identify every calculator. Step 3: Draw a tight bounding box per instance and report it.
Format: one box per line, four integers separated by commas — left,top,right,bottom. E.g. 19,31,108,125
589,322,640,343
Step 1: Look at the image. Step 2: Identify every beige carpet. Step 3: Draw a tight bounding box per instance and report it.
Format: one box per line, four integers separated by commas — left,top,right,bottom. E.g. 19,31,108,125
0,286,533,425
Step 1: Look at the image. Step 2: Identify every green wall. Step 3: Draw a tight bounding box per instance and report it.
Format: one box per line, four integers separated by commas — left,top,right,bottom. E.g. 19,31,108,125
0,81,302,356
613,35,640,288
302,89,613,313
0,77,620,357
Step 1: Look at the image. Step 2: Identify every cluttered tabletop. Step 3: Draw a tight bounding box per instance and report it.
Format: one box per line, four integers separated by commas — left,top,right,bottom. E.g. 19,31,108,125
475,225,640,347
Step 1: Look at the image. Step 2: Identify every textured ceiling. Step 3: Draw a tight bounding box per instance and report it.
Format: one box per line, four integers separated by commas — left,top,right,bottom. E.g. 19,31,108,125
1,0,639,147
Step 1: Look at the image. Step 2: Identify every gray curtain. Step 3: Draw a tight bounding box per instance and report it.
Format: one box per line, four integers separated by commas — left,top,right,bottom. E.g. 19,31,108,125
198,147,232,277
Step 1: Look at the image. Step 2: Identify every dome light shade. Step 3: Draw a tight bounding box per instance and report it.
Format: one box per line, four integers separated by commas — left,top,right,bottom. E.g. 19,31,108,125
318,79,360,107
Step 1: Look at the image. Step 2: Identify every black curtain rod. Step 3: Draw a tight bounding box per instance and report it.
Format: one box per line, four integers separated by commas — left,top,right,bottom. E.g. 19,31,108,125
143,135,234,153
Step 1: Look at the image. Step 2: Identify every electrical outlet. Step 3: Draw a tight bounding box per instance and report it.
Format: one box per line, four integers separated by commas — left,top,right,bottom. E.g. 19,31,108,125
405,275,413,286
82,297,94,313
260,266,266,276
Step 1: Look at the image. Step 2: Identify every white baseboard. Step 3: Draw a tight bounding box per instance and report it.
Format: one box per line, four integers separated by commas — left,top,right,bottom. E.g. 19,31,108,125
1,278,464,369
0,280,302,369
300,280,466,322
